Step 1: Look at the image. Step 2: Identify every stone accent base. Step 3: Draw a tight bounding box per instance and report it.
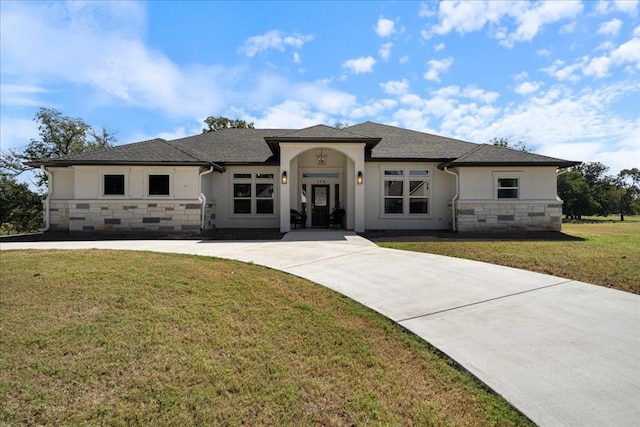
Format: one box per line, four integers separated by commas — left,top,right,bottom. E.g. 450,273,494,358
49,201,70,230
456,201,563,232
49,200,215,232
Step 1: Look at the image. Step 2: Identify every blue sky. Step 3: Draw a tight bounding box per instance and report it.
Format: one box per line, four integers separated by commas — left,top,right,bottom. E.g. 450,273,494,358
1,0,639,175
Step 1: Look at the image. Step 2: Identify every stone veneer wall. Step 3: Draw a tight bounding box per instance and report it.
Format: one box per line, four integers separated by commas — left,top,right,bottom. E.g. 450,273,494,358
49,200,70,230
456,201,563,232
49,201,215,232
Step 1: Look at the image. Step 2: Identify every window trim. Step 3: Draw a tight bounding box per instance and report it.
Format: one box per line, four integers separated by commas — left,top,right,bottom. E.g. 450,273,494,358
231,171,277,217
381,167,431,217
147,174,171,197
494,173,521,200
102,173,126,197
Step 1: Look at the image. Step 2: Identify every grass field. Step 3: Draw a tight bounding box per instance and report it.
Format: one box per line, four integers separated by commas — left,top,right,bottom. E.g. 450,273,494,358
378,216,640,295
1,250,531,426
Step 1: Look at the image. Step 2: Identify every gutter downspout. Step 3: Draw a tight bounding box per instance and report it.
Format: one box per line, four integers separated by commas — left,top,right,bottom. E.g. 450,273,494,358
555,167,569,201
198,165,215,231
444,167,459,232
41,166,51,232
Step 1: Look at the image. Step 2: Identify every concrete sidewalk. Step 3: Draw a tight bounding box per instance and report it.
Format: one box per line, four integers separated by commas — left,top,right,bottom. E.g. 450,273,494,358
2,231,639,426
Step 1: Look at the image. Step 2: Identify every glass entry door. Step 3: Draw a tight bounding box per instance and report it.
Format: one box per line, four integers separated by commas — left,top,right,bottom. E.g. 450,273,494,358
311,185,330,227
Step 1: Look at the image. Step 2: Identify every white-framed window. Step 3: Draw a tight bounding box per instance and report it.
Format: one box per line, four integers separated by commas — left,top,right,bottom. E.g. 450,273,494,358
103,174,125,196
148,174,170,196
496,177,519,199
382,168,430,216
232,173,275,215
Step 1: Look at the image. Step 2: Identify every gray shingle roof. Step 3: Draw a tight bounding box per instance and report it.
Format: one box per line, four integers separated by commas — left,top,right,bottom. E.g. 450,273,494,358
28,121,579,168
26,138,209,166
271,124,377,141
439,144,580,168
170,129,291,163
347,122,477,159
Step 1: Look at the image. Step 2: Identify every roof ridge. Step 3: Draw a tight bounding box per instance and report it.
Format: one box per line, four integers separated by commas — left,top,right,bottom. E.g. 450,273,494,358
348,121,477,145
164,139,207,162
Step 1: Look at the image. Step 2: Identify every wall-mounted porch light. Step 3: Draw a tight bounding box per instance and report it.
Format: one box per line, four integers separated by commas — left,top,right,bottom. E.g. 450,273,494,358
281,171,288,184
357,171,364,185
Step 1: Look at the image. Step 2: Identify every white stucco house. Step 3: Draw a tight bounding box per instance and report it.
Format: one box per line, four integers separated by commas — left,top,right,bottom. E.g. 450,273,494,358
28,122,579,234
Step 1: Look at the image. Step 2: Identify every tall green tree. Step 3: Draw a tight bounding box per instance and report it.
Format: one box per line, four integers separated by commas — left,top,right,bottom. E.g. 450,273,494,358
202,116,254,133
557,171,595,219
0,176,42,235
615,168,640,221
1,107,116,188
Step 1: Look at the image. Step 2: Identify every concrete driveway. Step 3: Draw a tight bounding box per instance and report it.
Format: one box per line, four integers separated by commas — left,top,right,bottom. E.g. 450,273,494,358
2,230,639,426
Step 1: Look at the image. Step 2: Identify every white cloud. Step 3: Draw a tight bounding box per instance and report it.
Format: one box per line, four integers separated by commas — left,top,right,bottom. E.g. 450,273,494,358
501,1,584,47
253,100,329,128
611,37,640,67
583,56,612,78
613,0,639,17
399,55,410,64
419,3,436,18
434,42,445,51
597,18,623,36
0,116,39,151
342,56,376,74
374,18,395,37
0,84,48,107
560,21,576,34
295,83,357,113
514,81,542,95
537,48,551,57
238,30,314,57
378,42,393,61
0,2,230,118
513,71,529,81
293,52,301,63
424,57,454,82
634,25,640,37
422,1,583,47
380,79,409,95
349,100,397,119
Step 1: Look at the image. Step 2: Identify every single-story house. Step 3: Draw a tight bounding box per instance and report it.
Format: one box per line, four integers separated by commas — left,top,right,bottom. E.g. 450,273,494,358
28,121,580,234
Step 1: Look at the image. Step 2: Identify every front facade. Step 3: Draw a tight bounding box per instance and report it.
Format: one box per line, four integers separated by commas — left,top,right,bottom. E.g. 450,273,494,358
30,122,579,234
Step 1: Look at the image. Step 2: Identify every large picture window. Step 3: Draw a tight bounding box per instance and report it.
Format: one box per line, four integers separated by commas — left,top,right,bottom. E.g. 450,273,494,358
232,173,275,215
383,169,430,215
104,174,125,195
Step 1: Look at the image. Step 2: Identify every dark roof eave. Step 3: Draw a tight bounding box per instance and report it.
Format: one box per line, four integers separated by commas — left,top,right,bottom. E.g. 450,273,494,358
27,160,224,171
437,160,582,169
367,157,455,163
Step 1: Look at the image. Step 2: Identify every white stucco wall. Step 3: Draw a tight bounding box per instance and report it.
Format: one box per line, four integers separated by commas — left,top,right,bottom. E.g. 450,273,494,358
458,166,559,200
68,165,201,200
49,167,74,199
364,162,454,230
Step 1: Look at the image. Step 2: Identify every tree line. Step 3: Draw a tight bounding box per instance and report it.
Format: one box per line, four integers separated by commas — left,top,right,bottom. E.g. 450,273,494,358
0,110,638,234
558,163,639,221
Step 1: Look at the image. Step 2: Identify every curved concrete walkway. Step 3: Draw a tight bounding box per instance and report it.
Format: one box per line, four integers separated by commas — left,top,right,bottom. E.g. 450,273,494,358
2,230,639,426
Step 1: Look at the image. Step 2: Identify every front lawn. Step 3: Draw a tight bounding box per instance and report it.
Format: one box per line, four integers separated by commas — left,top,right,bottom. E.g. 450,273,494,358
377,217,640,294
0,250,531,426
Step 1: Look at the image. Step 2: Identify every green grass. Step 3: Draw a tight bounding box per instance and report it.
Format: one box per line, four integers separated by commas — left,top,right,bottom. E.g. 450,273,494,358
0,250,531,426
379,216,640,295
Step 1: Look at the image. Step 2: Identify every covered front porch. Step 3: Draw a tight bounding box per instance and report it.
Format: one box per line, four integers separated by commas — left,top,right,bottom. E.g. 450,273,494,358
265,126,379,233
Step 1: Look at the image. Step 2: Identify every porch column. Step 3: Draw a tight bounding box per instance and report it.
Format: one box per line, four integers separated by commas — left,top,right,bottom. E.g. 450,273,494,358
354,156,365,233
279,150,293,233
